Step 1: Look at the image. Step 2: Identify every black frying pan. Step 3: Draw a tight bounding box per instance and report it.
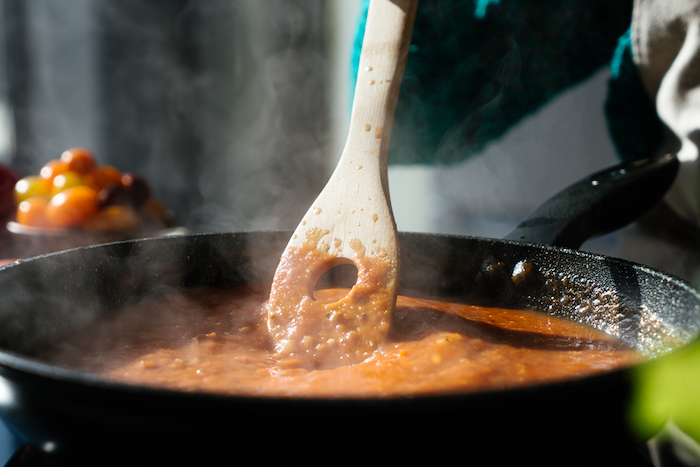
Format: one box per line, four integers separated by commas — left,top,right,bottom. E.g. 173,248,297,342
0,154,695,465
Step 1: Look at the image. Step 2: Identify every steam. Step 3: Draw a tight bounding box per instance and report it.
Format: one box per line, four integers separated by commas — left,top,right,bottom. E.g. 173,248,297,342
2,1,332,237
209,0,328,232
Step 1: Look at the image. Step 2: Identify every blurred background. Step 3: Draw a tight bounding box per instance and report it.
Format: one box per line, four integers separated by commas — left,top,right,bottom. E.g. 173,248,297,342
0,0,694,463
0,0,624,237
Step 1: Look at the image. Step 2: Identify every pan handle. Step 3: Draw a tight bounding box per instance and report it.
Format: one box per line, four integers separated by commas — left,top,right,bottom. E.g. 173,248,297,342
503,153,679,249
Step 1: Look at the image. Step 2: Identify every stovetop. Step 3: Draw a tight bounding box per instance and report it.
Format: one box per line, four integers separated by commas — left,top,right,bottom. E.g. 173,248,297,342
2,439,696,467
5,445,55,467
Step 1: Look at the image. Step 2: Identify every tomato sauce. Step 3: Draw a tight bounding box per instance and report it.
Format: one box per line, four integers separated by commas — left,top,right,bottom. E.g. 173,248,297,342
267,244,397,369
34,283,640,398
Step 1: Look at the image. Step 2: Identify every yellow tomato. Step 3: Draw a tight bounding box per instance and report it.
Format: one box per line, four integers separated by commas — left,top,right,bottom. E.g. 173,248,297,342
51,171,86,196
14,176,50,203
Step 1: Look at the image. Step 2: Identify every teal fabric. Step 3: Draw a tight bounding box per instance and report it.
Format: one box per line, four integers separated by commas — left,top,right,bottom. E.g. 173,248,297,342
351,0,662,165
605,28,665,161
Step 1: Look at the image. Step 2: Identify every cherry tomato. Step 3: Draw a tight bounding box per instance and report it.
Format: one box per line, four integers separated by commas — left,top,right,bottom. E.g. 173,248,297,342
121,172,151,207
0,164,20,222
85,165,122,192
97,184,130,208
60,147,96,175
14,151,168,233
45,185,98,228
83,205,140,232
51,171,86,196
39,159,70,182
141,198,175,227
16,197,49,227
14,176,51,203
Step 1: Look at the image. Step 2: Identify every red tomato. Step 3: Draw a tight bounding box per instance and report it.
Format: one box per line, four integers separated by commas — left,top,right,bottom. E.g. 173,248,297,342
121,172,152,207
0,163,20,222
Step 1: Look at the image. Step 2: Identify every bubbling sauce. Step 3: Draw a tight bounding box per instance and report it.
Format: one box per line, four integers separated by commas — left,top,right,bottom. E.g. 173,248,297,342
267,245,397,369
34,284,640,398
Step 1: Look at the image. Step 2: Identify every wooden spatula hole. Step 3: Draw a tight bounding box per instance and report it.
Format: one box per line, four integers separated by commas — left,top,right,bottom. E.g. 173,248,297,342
310,258,358,302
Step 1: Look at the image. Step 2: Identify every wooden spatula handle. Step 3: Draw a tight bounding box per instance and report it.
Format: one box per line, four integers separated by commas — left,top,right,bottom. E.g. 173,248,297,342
344,0,418,186
284,0,417,259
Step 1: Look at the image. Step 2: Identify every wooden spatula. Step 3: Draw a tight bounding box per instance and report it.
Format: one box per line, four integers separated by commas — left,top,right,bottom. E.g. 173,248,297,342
266,0,418,369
